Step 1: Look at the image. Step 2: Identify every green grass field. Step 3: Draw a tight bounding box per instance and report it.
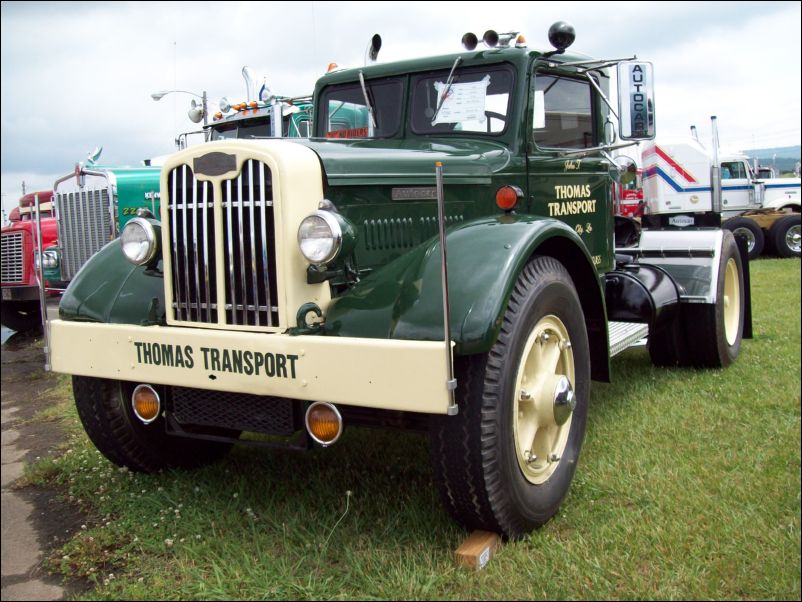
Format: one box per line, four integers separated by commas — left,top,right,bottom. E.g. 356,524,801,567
25,258,800,600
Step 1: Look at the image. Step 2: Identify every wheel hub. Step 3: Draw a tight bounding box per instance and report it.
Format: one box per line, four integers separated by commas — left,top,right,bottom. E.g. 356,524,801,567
787,225,801,253
552,375,575,426
732,227,756,252
513,315,575,485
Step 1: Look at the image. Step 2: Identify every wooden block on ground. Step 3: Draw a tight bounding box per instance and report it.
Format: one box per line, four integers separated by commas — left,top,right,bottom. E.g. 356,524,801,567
455,530,502,570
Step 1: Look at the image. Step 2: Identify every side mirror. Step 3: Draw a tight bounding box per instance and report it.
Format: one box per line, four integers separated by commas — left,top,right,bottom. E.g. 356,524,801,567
617,62,655,140
610,155,638,183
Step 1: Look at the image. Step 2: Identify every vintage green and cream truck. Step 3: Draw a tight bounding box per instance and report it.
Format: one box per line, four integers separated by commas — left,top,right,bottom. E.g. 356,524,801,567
49,23,750,538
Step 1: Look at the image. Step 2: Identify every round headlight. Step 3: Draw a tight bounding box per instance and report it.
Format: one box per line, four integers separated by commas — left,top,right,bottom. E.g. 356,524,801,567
42,250,59,269
298,211,343,265
121,217,159,265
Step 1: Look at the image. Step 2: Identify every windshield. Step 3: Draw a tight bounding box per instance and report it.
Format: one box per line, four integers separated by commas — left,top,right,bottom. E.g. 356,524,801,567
317,77,403,139
210,120,271,140
411,65,514,135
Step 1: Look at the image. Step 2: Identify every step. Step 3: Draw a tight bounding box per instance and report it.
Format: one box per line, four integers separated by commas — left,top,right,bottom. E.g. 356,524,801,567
608,321,649,357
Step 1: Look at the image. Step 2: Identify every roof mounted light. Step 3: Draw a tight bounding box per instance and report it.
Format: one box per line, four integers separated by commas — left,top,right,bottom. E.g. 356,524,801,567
365,33,382,64
483,30,499,47
461,32,478,51
548,21,576,52
461,30,523,50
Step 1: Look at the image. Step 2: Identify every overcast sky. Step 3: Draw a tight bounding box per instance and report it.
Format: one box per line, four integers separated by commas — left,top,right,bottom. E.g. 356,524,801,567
1,0,800,216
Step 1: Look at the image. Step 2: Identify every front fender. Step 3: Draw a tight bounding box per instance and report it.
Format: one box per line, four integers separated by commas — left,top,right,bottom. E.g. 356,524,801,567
325,214,600,355
59,240,165,325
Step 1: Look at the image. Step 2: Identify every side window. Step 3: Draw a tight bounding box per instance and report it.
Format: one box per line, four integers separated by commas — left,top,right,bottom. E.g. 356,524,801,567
721,161,747,179
533,73,594,149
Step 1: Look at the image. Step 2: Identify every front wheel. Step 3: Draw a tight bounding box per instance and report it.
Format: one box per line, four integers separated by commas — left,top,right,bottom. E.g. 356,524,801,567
73,376,234,472
430,256,590,538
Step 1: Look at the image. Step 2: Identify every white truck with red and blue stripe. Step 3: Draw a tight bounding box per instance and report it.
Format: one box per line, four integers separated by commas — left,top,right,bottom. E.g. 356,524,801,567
640,119,800,259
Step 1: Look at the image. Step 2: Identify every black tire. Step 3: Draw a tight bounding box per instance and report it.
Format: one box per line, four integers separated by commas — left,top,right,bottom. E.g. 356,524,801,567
430,256,590,538
683,230,745,367
73,376,233,472
0,300,42,334
768,214,801,258
723,217,764,260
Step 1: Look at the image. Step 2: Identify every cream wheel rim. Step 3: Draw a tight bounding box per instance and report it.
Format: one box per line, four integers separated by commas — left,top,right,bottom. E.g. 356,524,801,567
513,315,575,485
723,257,740,346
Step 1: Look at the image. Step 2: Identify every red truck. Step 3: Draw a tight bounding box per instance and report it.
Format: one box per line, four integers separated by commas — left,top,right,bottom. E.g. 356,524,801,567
1,191,65,333
616,167,644,218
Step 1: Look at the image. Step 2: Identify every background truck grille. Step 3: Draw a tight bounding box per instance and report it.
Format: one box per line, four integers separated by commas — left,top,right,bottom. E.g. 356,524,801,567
55,188,113,280
167,159,278,327
1,232,25,283
171,386,300,436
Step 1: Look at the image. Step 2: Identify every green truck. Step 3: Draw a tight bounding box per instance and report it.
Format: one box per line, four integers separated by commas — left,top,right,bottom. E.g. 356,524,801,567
49,23,749,538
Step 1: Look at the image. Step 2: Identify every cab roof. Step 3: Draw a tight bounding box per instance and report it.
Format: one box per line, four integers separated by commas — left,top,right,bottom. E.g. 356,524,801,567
317,45,595,87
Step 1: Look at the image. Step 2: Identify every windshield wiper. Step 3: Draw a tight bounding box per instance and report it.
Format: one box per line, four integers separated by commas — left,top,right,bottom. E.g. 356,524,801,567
431,57,462,124
358,70,377,130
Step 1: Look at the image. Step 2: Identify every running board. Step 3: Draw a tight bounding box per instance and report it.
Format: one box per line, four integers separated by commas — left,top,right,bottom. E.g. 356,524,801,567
608,321,649,357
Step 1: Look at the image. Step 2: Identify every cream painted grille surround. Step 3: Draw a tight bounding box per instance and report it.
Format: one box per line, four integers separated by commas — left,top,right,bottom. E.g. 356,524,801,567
161,140,331,332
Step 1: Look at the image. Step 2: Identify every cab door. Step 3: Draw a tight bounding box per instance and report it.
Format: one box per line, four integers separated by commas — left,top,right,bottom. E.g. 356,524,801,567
526,67,612,272
720,160,754,212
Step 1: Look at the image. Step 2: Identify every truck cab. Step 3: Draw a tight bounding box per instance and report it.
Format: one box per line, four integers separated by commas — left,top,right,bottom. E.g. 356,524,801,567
642,135,800,258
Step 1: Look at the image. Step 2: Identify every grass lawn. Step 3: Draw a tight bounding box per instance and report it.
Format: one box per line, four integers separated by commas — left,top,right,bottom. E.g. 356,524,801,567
25,258,800,600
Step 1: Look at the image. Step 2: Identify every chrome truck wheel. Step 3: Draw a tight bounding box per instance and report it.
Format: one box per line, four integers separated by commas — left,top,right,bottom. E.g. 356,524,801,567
430,256,590,538
769,214,801,258
724,217,764,260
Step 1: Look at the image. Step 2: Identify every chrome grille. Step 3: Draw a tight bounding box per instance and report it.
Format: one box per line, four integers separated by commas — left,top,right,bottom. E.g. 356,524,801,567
167,160,277,326
1,232,25,283
168,165,217,323
55,188,113,280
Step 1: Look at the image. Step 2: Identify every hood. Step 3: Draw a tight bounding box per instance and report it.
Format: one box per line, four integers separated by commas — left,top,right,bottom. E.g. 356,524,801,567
294,138,513,186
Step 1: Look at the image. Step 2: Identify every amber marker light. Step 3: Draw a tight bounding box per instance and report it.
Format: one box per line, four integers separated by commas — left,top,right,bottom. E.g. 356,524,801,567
496,185,523,211
131,384,161,424
305,402,343,447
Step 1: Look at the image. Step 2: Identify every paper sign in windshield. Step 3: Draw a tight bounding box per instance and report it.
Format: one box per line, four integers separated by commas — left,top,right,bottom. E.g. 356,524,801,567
432,75,490,124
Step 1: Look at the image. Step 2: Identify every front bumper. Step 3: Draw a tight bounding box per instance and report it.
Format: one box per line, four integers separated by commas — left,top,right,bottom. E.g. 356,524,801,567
50,320,453,414
1,285,40,301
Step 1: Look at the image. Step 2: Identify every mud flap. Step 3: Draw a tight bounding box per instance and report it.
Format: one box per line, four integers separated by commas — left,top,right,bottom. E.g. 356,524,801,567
733,232,753,339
